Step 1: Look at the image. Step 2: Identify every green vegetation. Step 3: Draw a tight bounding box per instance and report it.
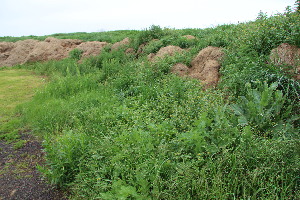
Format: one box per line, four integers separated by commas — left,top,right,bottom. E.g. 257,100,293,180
0,30,140,43
0,69,44,147
1,4,299,200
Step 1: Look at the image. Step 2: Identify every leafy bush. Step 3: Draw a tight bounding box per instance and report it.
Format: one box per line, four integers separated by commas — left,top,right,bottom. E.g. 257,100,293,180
136,25,164,44
142,39,164,54
69,48,84,61
39,131,90,187
230,81,297,137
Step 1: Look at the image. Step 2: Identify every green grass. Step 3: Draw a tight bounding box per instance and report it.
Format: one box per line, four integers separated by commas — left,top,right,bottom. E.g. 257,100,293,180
0,69,45,144
2,5,300,200
0,69,45,116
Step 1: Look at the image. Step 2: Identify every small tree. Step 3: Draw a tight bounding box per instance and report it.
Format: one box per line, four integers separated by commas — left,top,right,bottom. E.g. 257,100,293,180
296,0,300,12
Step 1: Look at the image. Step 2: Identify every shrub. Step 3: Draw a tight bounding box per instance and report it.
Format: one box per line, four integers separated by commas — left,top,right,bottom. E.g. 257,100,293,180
39,131,90,187
230,81,297,137
69,48,84,61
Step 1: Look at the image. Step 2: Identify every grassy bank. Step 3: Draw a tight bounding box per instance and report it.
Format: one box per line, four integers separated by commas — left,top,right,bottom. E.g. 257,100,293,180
3,6,299,199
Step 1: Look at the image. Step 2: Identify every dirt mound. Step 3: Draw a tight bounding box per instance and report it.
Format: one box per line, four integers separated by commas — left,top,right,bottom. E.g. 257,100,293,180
111,37,130,51
182,35,196,40
170,63,189,76
270,43,300,80
2,39,39,66
189,46,224,87
125,48,135,54
26,37,82,63
0,38,110,67
45,37,82,48
0,42,16,63
77,41,108,58
0,38,85,66
0,42,15,53
149,45,184,61
170,46,223,87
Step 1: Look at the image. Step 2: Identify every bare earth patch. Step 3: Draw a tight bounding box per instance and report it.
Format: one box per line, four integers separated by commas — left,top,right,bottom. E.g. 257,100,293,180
0,133,68,200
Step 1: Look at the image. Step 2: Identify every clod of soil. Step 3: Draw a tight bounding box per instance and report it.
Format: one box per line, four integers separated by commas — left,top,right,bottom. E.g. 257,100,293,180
111,37,130,51
189,46,224,87
270,43,300,80
148,45,184,61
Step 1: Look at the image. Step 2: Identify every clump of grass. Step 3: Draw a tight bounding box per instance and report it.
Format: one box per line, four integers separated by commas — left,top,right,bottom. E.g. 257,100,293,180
13,140,27,150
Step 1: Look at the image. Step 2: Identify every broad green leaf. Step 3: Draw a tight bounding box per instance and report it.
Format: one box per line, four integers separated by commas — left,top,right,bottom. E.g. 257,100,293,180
230,104,244,116
238,115,248,125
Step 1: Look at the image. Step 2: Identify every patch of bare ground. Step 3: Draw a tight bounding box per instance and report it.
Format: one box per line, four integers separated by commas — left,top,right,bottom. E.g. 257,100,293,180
0,133,68,200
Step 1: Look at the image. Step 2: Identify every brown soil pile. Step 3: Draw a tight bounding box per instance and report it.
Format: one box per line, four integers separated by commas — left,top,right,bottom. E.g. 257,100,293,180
149,45,184,61
125,48,135,54
1,40,39,66
26,37,82,63
0,42,16,64
77,41,108,58
270,43,300,80
189,46,224,87
170,63,189,77
111,37,130,51
170,46,224,88
0,38,110,67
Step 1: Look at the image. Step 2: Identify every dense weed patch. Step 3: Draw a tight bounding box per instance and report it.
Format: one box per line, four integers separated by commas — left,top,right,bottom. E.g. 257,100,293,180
15,5,300,199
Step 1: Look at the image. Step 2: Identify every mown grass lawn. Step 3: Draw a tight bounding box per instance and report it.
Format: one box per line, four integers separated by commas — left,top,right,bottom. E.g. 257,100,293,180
0,69,45,118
